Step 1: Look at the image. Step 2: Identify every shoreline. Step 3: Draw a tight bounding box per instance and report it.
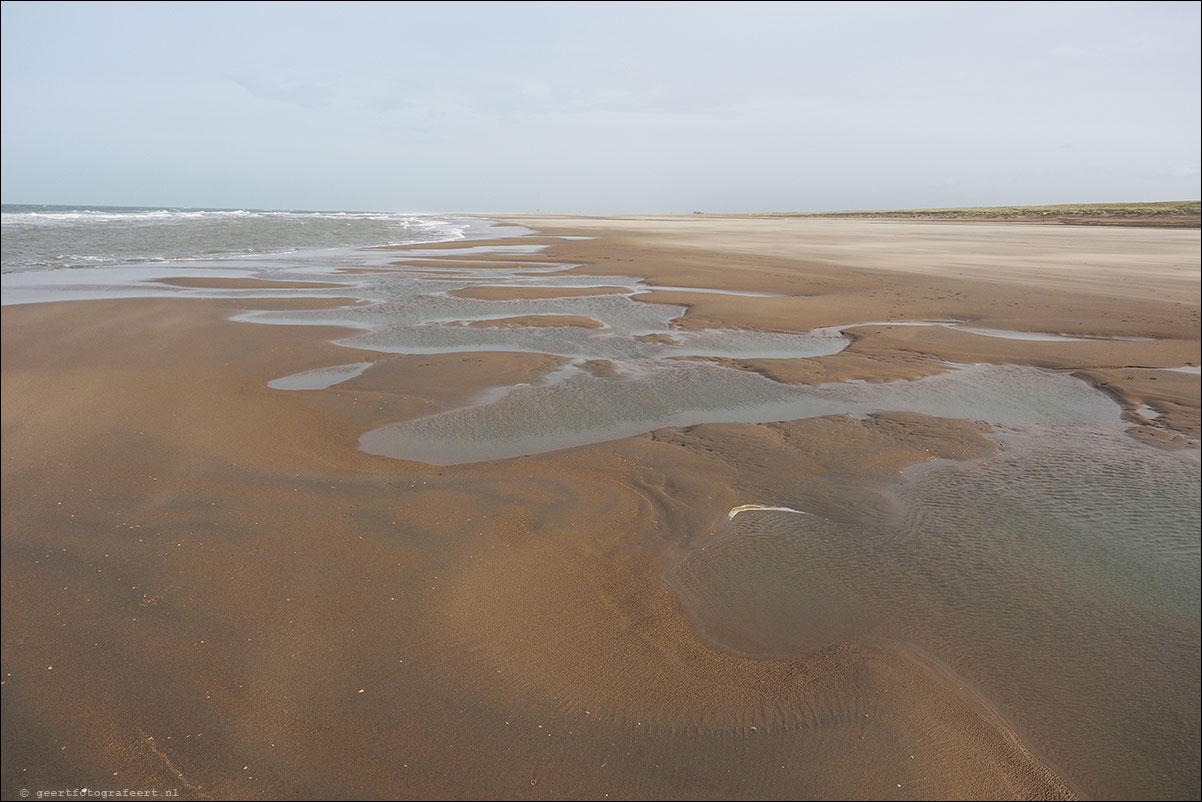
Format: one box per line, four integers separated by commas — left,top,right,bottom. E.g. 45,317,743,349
4,215,1199,799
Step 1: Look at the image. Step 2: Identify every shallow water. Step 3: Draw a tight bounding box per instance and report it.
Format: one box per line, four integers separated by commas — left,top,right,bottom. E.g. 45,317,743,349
360,362,1123,464
672,429,1200,799
268,362,374,390
824,319,1156,342
638,284,788,298
1137,403,1162,420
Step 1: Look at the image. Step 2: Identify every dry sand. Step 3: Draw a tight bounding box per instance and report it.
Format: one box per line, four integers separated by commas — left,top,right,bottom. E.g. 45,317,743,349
4,215,1199,800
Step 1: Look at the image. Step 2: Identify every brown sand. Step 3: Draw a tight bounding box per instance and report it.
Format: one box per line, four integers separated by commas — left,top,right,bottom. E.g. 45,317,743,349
467,314,606,329
0,298,1071,800
450,284,629,300
4,215,1198,799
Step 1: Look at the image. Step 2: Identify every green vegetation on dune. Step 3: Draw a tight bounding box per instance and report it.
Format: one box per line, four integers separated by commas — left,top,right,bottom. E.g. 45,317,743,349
748,200,1200,227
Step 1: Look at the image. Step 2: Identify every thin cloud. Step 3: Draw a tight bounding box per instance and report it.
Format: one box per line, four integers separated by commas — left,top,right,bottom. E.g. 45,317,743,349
228,73,340,109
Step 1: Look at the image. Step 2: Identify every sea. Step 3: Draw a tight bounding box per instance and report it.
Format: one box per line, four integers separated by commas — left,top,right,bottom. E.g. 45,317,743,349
0,203,475,273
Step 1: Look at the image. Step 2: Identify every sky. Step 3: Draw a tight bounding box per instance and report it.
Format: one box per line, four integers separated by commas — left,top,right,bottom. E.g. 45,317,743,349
1,1,1199,213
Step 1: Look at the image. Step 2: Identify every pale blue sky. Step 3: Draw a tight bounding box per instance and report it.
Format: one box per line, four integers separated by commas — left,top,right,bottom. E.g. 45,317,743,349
2,1,1199,212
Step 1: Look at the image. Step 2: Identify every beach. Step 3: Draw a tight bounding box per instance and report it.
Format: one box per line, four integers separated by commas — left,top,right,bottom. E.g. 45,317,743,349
2,216,1199,800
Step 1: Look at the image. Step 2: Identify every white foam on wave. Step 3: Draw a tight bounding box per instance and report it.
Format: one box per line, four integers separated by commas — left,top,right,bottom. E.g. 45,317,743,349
2,207,475,274
0,209,472,246
2,209,253,224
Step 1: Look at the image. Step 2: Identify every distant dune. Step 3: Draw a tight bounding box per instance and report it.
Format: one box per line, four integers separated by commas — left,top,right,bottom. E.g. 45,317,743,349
726,200,1201,228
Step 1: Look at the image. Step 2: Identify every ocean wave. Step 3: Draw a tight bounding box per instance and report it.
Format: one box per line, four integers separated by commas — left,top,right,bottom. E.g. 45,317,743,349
1,208,464,225
2,209,250,224
1,206,469,270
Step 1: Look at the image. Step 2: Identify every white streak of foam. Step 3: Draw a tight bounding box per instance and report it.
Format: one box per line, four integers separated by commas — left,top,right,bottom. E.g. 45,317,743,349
727,504,811,520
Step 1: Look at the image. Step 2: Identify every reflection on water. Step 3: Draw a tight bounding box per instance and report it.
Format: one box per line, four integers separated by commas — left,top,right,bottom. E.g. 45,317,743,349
825,319,1158,342
360,362,1122,464
672,429,1200,799
268,362,373,390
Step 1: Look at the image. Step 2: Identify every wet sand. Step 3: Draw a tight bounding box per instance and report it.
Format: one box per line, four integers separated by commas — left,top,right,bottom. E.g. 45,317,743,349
3,216,1199,799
